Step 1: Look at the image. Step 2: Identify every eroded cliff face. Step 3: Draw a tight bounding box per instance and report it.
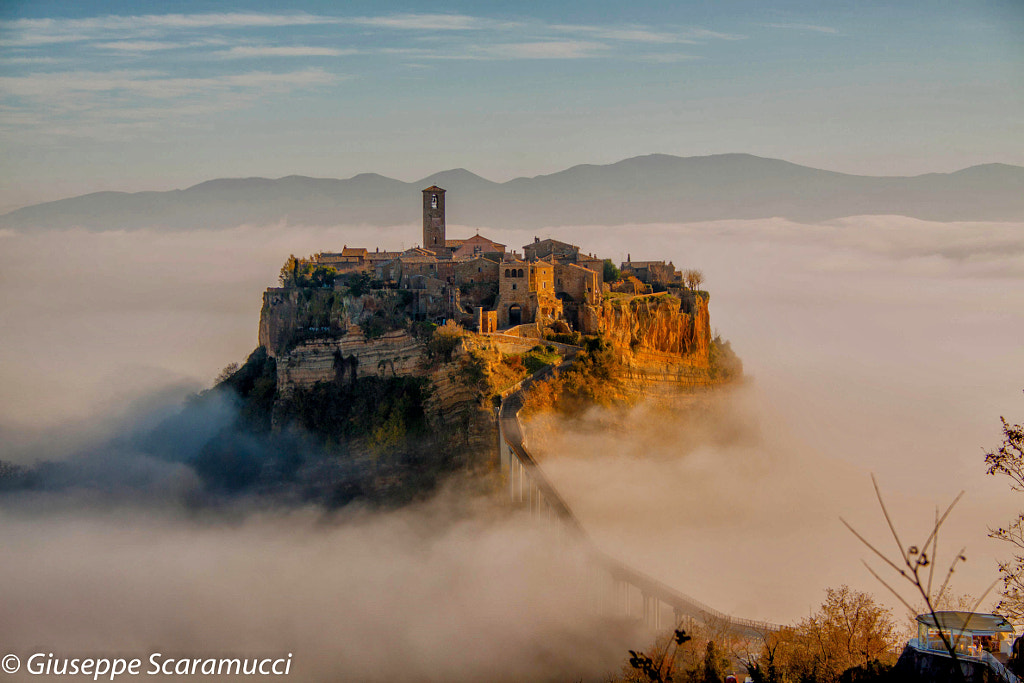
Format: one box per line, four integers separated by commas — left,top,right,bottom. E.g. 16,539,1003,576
582,292,715,394
259,287,409,359
584,292,709,359
423,346,497,457
275,329,424,396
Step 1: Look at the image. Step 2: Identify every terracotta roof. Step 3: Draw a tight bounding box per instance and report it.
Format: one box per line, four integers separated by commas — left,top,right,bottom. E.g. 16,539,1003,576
422,185,446,192
342,247,368,257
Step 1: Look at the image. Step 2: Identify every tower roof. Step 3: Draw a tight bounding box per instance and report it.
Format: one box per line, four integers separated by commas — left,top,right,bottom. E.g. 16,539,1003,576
422,185,446,193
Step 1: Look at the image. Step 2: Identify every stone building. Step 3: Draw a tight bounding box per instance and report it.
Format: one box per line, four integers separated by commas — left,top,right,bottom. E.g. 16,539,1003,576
495,257,563,328
611,275,651,295
422,186,446,255
454,256,500,285
552,261,600,328
523,237,579,261
301,186,680,334
316,246,370,273
621,258,681,286
450,234,506,259
475,308,498,334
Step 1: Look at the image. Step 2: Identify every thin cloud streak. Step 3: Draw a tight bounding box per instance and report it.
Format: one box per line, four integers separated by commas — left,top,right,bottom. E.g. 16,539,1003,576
551,24,695,44
219,46,357,58
343,13,516,31
479,40,608,60
93,40,186,51
0,68,335,100
764,22,839,34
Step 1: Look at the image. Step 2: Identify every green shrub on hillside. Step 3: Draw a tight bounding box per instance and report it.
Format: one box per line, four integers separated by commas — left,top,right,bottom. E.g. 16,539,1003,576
426,320,465,363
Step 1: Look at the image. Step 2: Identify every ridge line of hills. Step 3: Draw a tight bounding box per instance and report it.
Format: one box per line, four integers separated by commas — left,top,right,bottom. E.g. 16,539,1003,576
4,153,1022,231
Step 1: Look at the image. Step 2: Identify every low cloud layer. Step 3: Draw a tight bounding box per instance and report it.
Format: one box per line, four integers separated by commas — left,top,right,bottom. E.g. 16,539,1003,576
0,490,633,682
0,215,1022,673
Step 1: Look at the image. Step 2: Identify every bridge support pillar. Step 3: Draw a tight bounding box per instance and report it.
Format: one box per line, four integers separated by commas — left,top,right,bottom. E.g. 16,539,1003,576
616,580,629,617
642,593,662,629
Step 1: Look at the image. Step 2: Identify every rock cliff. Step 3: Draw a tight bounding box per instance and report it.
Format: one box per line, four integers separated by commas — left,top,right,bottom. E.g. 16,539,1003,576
580,292,715,393
275,329,424,397
583,292,710,361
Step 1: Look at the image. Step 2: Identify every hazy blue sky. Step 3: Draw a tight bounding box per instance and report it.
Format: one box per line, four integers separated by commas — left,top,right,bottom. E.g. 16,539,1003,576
1,1,1022,210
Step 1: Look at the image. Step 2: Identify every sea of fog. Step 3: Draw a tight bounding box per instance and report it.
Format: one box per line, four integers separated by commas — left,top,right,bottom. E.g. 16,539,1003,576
0,217,1022,678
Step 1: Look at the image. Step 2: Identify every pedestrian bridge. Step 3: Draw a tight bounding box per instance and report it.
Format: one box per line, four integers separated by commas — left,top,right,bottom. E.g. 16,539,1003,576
495,349,783,637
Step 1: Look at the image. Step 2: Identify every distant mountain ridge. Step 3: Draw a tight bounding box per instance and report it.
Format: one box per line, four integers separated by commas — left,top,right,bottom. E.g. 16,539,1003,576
3,153,1023,231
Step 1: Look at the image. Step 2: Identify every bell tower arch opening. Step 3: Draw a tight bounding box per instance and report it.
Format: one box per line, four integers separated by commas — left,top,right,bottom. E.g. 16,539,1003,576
422,185,446,254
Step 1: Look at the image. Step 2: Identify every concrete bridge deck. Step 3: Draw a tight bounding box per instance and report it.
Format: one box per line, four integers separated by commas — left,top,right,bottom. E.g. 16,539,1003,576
496,350,784,637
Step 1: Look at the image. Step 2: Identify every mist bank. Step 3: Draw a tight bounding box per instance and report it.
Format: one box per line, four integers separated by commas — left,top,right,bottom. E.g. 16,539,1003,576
0,487,636,683
1,214,1022,641
4,154,1023,232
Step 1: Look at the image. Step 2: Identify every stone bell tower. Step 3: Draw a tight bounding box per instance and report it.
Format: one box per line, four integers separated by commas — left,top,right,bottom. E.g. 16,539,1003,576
422,185,446,253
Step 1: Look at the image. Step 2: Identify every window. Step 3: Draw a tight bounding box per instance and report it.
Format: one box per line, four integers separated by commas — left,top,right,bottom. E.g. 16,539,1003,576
517,269,524,278
512,283,517,290
478,267,482,273
504,269,510,277
431,194,438,209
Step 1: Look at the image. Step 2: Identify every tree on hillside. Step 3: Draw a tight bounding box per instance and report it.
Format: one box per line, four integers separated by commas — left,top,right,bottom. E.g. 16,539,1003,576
984,396,1024,625
309,265,338,288
743,587,900,683
279,254,302,287
426,320,465,363
603,258,621,283
800,586,900,677
684,269,705,291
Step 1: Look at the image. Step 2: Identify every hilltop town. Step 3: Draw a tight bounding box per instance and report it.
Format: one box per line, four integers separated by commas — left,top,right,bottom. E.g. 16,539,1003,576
193,186,738,503
263,185,700,351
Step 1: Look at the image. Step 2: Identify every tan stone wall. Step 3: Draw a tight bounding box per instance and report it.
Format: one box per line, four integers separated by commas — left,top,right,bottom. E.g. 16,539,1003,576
401,260,441,279
554,262,600,305
476,308,497,333
574,255,604,275
497,261,532,327
455,257,499,284
530,261,562,321
495,261,563,328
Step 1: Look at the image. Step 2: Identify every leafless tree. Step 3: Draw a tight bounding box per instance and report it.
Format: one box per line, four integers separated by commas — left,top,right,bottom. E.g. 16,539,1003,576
984,407,1024,625
683,269,704,291
842,475,999,683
